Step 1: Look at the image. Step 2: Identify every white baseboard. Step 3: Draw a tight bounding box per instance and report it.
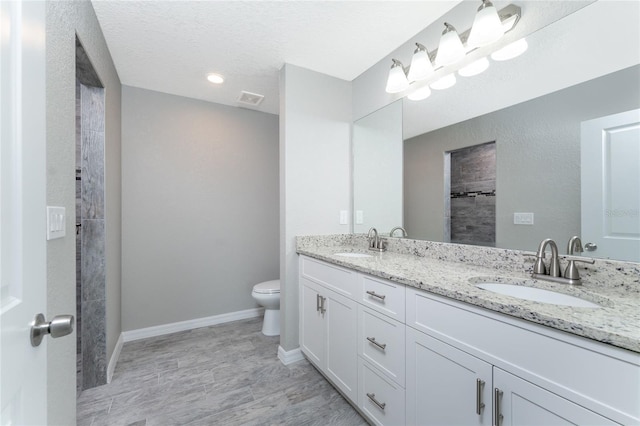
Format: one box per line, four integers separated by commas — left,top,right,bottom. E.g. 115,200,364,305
122,307,264,342
278,345,304,365
107,332,124,383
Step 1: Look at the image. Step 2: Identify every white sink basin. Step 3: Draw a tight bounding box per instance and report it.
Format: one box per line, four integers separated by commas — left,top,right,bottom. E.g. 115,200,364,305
476,283,600,308
334,252,373,258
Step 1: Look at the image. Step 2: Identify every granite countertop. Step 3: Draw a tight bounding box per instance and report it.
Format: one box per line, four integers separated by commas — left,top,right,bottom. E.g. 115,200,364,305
297,242,640,353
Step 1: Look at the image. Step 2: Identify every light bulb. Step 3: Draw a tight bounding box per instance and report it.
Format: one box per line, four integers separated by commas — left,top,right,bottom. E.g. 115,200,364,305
207,73,224,84
385,59,409,93
430,74,457,90
407,43,435,82
458,57,490,77
491,38,528,61
467,0,504,48
435,23,466,67
407,86,432,101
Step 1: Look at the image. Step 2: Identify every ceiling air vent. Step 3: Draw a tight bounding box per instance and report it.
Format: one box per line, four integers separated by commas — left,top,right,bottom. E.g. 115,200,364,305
237,91,264,107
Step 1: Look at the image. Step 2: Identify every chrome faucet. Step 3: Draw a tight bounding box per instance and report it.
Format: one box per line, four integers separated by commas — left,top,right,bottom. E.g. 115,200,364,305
531,237,595,285
533,238,561,277
367,227,386,252
389,226,408,238
567,236,583,255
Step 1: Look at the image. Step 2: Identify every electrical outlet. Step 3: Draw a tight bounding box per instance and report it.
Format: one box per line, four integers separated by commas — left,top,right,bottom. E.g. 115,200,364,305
514,212,534,225
356,210,364,224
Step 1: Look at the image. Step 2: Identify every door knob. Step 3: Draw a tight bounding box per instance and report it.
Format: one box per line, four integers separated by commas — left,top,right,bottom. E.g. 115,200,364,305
30,313,74,347
584,243,598,251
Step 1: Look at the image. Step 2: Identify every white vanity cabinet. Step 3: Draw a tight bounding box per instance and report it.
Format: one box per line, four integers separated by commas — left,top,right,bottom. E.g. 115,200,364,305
299,255,638,426
299,256,406,426
406,288,637,425
299,257,358,401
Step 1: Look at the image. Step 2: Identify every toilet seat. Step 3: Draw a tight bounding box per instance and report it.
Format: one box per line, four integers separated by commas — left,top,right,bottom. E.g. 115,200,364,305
253,279,280,295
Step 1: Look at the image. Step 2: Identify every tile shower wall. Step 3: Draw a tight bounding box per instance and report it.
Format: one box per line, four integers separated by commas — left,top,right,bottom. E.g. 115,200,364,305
77,82,107,391
449,142,496,246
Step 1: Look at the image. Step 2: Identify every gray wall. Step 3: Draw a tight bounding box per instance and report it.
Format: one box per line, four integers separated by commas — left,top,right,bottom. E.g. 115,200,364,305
121,86,279,331
404,65,640,251
279,64,352,351
46,0,122,423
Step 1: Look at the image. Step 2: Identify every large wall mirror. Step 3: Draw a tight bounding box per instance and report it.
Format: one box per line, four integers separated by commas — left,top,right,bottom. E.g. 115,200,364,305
353,1,640,262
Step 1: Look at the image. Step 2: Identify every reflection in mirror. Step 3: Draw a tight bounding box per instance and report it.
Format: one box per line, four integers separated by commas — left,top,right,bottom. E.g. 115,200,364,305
352,100,402,235
352,1,640,262
404,65,639,261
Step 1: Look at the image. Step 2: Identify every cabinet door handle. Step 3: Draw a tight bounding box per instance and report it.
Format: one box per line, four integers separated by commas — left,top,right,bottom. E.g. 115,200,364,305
366,392,386,411
320,296,327,314
476,379,485,415
366,290,386,301
366,336,387,351
316,293,321,312
494,388,503,426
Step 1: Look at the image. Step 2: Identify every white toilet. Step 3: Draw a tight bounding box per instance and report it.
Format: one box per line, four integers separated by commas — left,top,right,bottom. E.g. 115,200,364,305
251,279,280,336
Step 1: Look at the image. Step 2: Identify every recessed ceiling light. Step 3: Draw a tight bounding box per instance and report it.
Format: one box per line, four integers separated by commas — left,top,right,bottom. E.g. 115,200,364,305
207,73,224,84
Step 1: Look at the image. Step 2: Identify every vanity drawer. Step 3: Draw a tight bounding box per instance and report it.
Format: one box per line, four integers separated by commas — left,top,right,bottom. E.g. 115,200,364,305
358,359,406,426
300,255,357,298
358,305,405,386
359,274,405,322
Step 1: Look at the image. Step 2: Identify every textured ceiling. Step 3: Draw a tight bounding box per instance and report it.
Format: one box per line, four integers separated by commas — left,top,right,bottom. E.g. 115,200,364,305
91,1,461,115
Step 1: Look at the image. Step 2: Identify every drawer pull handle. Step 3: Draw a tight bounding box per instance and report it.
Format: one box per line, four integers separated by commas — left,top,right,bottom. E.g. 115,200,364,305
366,290,386,301
366,336,387,351
494,388,503,426
476,379,485,415
366,392,386,411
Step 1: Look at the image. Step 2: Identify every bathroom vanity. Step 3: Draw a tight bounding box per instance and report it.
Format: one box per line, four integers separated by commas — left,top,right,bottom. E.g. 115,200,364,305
297,235,640,426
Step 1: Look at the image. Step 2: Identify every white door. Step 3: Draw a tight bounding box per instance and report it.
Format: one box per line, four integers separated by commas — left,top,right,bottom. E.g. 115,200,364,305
1,1,48,424
299,278,325,368
493,368,617,425
406,327,492,426
325,287,357,402
581,109,640,262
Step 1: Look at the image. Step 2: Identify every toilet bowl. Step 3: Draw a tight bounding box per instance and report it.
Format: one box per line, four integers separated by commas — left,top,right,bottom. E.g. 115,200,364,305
251,279,280,336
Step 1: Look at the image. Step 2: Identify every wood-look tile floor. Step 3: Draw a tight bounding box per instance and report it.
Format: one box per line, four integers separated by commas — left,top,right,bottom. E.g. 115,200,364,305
77,318,368,426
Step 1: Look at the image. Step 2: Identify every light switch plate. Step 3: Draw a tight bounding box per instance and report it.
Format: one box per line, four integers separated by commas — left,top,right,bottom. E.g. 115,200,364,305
339,210,348,225
356,210,364,225
514,212,534,225
47,206,66,240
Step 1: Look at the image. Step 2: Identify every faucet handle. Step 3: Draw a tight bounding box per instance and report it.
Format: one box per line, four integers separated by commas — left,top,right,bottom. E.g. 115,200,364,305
563,257,595,282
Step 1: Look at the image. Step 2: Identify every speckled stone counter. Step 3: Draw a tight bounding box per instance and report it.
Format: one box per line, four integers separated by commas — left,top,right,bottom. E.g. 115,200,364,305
296,234,640,353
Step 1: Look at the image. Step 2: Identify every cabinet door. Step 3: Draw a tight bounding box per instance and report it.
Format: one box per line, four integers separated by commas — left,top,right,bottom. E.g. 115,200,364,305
406,327,492,426
493,368,619,426
325,288,358,402
300,278,325,368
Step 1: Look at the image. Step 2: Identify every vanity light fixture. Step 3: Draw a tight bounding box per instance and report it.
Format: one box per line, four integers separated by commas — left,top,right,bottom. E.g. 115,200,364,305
407,85,432,101
385,59,410,93
430,73,456,90
491,38,528,61
458,57,490,77
435,23,466,67
467,0,505,48
388,2,523,99
407,43,435,82
207,73,224,84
